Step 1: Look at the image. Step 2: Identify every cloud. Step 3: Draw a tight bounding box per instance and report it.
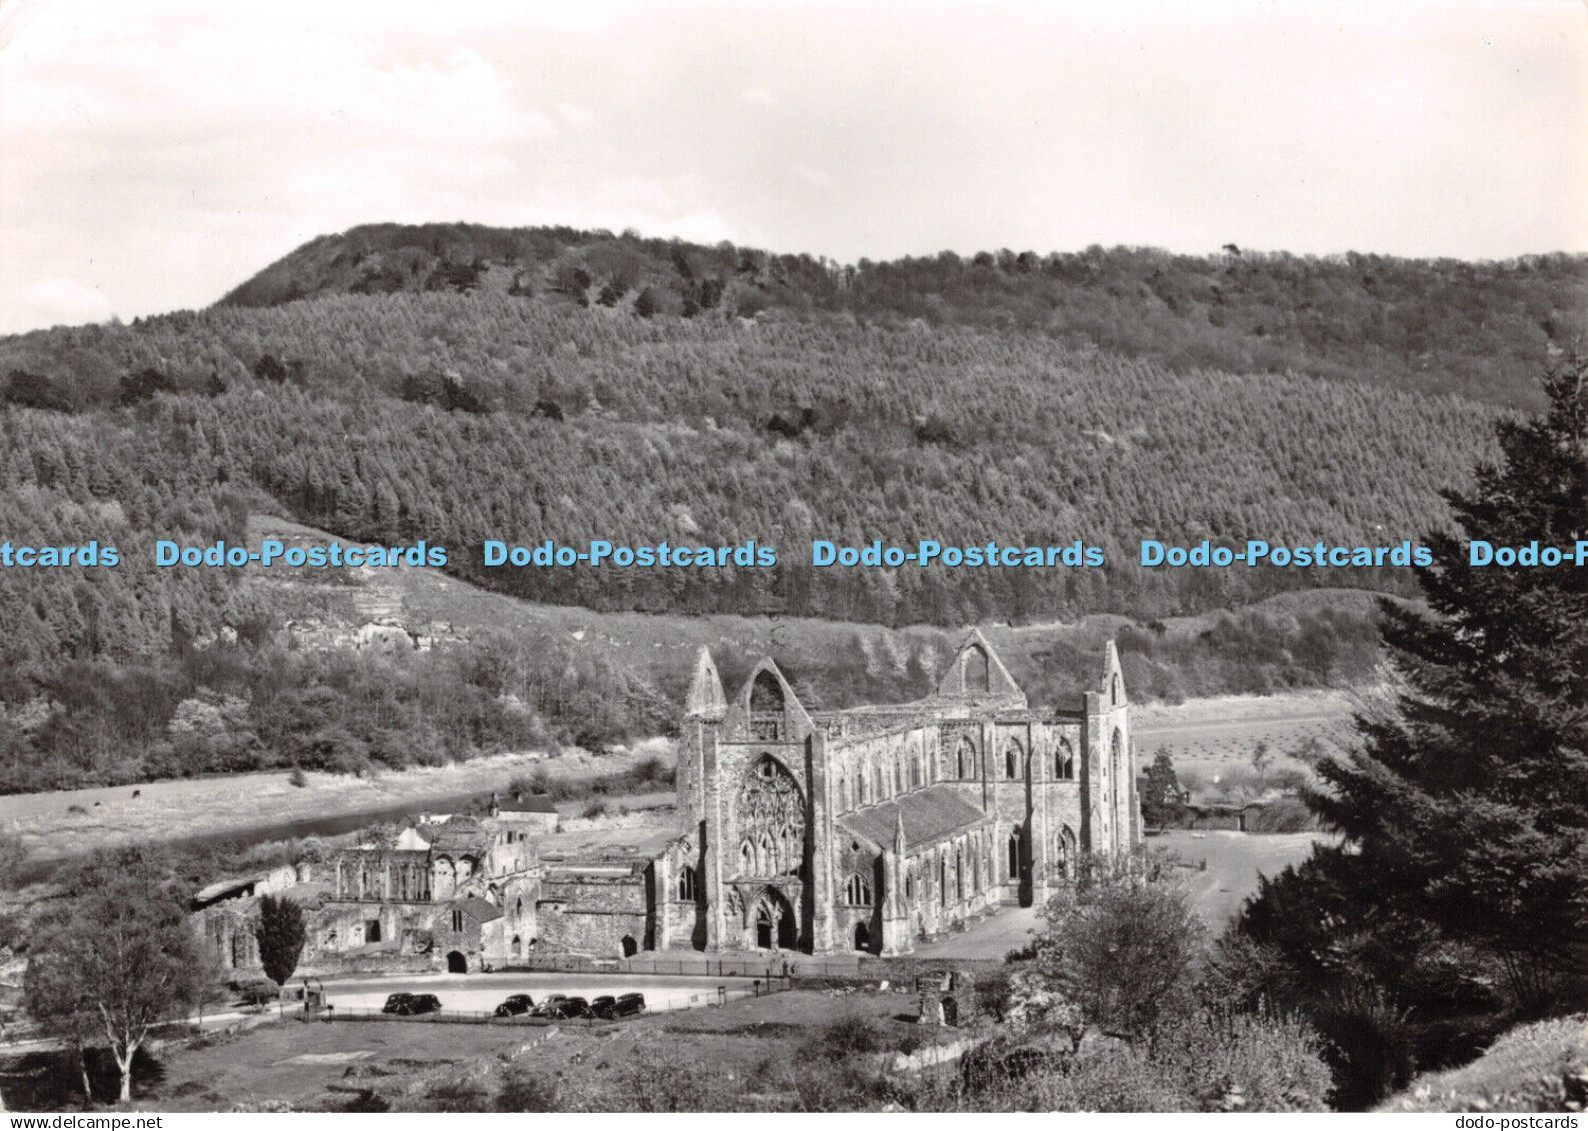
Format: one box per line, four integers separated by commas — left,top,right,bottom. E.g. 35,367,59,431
0,1,1582,334
557,102,596,128
790,163,831,189
15,277,117,330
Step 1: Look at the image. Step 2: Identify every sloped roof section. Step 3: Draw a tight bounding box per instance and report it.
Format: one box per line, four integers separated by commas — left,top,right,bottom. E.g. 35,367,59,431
838,786,990,852
446,896,503,923
420,816,491,853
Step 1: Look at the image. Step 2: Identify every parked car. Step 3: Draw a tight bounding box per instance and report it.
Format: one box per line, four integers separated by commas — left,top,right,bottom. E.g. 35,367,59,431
380,993,415,1015
529,994,568,1018
589,995,617,1020
547,996,589,1019
615,992,646,1018
401,994,443,1016
494,994,535,1018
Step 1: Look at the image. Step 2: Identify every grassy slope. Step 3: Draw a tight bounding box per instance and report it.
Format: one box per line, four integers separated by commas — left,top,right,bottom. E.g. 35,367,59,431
1378,1015,1588,1113
244,513,1385,707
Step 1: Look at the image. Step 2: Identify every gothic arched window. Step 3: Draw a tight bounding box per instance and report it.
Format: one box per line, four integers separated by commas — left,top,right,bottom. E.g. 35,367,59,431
1055,739,1075,780
845,873,873,906
964,645,990,692
956,736,975,779
1005,738,1024,780
749,669,786,741
736,755,805,877
678,865,697,902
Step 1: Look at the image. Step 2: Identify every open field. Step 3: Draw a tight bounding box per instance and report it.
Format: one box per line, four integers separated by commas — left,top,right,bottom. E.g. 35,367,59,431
1134,689,1359,780
0,740,672,874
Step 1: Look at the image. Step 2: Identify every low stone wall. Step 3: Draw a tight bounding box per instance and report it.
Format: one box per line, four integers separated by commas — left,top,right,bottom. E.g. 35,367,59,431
295,952,440,978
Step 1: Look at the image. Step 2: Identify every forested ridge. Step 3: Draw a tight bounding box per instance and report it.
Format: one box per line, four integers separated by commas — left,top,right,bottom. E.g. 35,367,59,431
214,222,1586,406
0,223,1573,791
2,292,1503,629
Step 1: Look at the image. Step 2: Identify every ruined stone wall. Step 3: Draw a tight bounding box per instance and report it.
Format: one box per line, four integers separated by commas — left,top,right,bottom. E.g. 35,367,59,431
828,725,937,813
536,872,649,957
429,907,484,970
903,829,1001,941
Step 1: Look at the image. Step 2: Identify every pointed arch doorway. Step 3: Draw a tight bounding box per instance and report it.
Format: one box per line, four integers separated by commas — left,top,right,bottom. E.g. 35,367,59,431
751,888,799,950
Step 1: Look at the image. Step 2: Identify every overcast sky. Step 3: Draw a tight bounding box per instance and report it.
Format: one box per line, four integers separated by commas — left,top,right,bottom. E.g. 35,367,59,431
0,0,1583,334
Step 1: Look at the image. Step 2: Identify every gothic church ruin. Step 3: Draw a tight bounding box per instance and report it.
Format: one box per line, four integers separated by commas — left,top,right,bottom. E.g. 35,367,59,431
194,633,1138,970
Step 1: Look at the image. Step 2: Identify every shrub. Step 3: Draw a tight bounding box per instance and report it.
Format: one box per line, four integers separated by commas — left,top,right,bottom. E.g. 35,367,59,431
1310,984,1418,1111
807,1014,885,1060
497,1067,559,1112
792,1060,895,1112
341,1088,390,1112
1030,853,1207,1037
1147,1009,1333,1112
422,1076,492,1113
602,1039,735,1111
287,767,308,787
1026,1044,1186,1112
233,979,279,1008
1246,797,1317,833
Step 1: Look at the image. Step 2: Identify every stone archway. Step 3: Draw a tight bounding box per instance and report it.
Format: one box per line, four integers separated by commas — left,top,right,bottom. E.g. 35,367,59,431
446,950,468,974
751,888,798,950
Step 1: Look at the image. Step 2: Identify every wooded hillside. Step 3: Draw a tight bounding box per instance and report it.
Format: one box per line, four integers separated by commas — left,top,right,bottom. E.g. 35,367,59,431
217,223,1587,407
0,223,1576,790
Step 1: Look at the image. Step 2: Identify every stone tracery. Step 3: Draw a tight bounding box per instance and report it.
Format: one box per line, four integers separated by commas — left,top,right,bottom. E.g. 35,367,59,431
735,755,806,877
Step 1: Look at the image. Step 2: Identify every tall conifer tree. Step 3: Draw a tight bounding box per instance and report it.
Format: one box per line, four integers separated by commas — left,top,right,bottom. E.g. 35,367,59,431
1291,360,1588,1004
255,894,307,989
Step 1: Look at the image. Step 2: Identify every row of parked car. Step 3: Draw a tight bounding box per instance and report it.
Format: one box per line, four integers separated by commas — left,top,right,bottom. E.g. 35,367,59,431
492,992,647,1020
377,991,646,1020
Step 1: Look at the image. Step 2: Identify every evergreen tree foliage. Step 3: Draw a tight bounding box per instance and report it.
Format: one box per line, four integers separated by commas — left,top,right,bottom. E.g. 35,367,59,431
254,893,307,988
1248,359,1588,1008
1140,748,1186,828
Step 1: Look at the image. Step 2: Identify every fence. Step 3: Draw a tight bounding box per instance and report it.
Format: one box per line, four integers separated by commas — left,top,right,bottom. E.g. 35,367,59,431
503,954,1007,981
320,978,788,1027
506,955,810,979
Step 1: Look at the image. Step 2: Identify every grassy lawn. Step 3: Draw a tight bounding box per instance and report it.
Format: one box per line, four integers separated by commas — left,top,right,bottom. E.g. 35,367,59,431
117,988,935,1112
1155,829,1332,927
